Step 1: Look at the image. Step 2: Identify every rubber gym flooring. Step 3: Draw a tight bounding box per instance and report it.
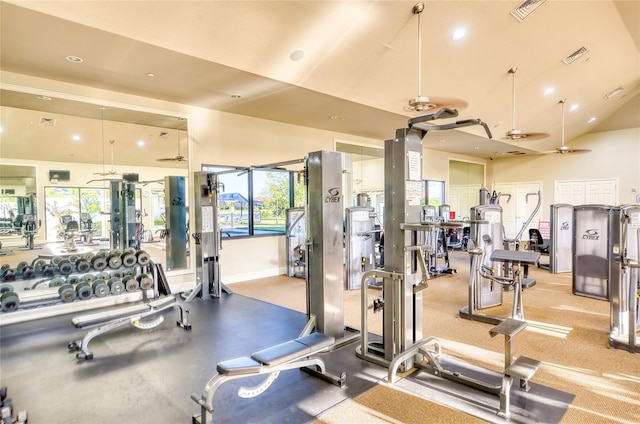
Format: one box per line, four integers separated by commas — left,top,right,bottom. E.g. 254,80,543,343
0,293,572,423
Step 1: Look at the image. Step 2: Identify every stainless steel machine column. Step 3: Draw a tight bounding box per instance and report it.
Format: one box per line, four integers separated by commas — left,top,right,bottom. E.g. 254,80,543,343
573,204,612,300
381,128,424,362
345,206,376,290
110,180,138,250
609,204,640,352
550,204,573,274
165,176,188,271
306,151,344,339
193,172,222,298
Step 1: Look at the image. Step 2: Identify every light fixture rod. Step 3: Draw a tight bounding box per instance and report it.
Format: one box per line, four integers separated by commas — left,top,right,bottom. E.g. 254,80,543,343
509,67,518,130
413,3,424,97
559,98,566,147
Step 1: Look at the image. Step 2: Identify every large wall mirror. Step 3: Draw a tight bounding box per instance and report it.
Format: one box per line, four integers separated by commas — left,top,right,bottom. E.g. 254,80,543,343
0,88,190,274
448,160,485,220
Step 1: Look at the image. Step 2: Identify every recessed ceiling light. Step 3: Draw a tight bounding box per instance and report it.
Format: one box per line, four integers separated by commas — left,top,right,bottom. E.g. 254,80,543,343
146,73,155,77
138,140,145,147
474,146,480,150
452,27,466,41
543,87,554,96
290,49,305,61
569,104,579,112
231,94,242,99
439,139,446,143
66,55,84,63
587,117,597,124
37,95,52,101
72,135,81,142
329,115,344,120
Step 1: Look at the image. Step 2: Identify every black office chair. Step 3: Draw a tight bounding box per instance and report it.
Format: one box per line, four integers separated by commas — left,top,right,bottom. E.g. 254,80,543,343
528,228,549,254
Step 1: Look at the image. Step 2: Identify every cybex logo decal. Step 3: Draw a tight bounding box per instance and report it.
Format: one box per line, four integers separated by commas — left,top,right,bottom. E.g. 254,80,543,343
582,229,599,240
560,221,570,230
325,187,341,203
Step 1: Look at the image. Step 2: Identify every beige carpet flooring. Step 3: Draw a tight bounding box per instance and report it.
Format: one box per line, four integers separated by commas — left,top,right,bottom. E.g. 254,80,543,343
231,251,640,423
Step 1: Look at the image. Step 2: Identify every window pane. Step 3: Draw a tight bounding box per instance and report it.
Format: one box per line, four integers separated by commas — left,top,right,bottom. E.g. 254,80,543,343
253,169,289,235
44,186,80,241
292,171,306,207
218,170,250,238
425,180,445,208
80,188,109,241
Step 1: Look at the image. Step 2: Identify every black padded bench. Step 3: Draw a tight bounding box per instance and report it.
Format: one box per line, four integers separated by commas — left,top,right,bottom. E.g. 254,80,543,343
68,294,191,360
192,332,345,424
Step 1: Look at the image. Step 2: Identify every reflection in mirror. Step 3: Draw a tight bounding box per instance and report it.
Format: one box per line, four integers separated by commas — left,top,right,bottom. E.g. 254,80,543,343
448,160,485,220
336,142,384,222
0,88,190,274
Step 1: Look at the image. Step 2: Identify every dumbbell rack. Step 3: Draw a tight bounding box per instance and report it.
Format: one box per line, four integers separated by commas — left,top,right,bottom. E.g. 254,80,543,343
0,248,159,326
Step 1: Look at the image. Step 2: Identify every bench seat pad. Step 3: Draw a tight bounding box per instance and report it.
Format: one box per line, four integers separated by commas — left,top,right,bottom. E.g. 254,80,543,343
217,357,262,376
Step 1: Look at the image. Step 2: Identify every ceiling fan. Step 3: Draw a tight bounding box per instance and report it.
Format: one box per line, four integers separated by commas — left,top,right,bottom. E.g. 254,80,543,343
405,2,467,113
503,67,549,141
93,139,120,176
545,99,591,155
157,130,187,162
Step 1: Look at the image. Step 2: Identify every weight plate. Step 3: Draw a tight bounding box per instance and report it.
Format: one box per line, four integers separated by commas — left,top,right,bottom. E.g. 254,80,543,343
108,278,125,295
68,255,79,264
16,261,28,273
0,284,14,294
91,256,107,271
2,269,16,281
107,255,122,269
80,274,95,284
92,280,109,297
110,270,124,279
76,260,91,273
32,258,47,271
122,247,136,256
66,275,81,285
136,251,151,266
49,276,66,287
121,253,137,267
21,267,36,279
137,274,153,290
58,284,76,303
123,276,139,292
51,256,64,266
96,271,110,280
58,260,74,275
108,249,122,257
42,265,55,277
82,252,95,261
1,264,10,271
124,268,136,277
76,282,93,300
1,291,20,312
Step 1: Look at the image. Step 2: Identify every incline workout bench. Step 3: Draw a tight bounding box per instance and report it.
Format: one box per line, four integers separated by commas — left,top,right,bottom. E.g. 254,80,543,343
68,294,191,360
191,332,346,424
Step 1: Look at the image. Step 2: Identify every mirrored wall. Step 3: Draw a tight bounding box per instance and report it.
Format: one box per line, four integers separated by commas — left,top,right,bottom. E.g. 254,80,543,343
448,160,485,219
0,88,191,273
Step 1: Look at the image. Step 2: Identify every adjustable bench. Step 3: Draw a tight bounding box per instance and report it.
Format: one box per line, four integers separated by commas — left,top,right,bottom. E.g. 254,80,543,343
489,318,541,418
191,332,346,424
68,294,191,360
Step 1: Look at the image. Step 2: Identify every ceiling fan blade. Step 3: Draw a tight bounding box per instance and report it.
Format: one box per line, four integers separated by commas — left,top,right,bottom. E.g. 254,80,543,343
503,131,550,141
156,155,187,162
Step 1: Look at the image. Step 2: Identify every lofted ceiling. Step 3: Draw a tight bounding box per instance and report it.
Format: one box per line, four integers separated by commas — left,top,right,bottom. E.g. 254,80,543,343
1,0,639,166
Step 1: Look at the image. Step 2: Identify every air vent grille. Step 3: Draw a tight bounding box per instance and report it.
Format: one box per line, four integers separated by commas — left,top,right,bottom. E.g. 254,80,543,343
511,0,547,22
563,45,591,65
39,117,56,127
507,151,527,156
159,132,170,138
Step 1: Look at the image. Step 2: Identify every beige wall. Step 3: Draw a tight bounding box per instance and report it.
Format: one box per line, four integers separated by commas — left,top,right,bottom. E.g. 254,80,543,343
487,128,640,221
3,71,638,287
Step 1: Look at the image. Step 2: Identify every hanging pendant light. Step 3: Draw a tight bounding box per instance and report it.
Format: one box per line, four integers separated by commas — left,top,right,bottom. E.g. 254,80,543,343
503,66,548,140
406,2,467,113
93,108,120,176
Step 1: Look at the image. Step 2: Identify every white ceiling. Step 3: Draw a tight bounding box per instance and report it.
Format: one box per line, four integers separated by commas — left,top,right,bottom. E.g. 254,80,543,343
1,0,639,166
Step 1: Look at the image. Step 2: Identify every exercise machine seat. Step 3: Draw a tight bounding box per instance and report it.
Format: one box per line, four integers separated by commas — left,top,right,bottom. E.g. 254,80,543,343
528,229,549,254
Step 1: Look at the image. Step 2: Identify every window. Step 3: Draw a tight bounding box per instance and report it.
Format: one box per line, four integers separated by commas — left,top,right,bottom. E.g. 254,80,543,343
45,186,112,242
424,180,445,208
202,165,300,238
